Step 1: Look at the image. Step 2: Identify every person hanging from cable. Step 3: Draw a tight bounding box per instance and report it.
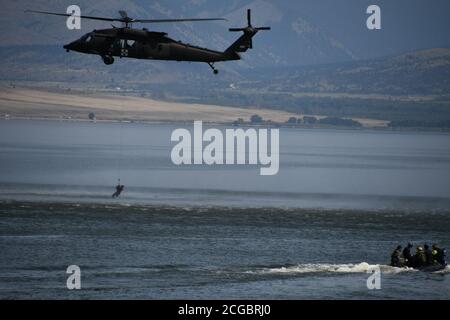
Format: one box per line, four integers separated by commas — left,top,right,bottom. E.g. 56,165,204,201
112,179,125,198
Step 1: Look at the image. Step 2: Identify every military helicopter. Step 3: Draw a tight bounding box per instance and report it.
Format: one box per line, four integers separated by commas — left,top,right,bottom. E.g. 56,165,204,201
26,9,270,74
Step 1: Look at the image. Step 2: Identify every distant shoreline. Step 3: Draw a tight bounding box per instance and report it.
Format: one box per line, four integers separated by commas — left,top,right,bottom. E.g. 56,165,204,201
2,86,448,132
2,116,450,134
0,86,314,124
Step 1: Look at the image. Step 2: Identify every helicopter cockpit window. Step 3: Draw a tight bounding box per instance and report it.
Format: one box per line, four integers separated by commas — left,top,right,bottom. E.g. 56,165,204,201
80,34,92,43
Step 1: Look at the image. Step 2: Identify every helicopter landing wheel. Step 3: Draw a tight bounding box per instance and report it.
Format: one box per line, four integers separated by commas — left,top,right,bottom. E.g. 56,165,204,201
208,62,219,75
102,55,114,65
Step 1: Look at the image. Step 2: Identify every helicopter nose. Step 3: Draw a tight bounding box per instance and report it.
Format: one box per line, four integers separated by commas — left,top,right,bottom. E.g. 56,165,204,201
63,43,72,52
64,41,77,52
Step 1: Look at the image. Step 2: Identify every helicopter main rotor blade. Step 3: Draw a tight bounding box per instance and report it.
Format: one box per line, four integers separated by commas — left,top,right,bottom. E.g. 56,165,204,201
26,10,226,24
135,18,227,23
25,10,120,22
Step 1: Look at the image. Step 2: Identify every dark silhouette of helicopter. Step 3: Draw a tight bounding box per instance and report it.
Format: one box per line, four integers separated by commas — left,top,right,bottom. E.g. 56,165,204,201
26,9,270,74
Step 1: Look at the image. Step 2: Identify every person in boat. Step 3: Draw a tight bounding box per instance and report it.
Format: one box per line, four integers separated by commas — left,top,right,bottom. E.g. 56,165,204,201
390,245,404,267
432,244,447,266
112,181,125,198
402,243,414,267
412,246,427,268
424,244,433,266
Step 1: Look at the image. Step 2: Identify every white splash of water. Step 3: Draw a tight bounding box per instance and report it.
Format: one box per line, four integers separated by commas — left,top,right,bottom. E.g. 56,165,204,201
249,262,418,275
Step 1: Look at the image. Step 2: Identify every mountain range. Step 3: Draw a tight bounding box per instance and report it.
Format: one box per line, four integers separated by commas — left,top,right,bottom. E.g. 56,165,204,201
1,0,450,124
2,0,450,66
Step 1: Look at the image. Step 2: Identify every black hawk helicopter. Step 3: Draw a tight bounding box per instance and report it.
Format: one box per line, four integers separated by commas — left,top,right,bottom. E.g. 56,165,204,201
26,9,270,74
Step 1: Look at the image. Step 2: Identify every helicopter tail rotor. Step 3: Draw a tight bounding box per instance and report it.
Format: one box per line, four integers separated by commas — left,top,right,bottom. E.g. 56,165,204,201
228,9,271,31
226,9,271,53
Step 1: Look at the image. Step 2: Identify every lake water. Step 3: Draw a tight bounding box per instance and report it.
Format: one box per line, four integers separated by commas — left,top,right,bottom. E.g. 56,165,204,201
0,120,449,299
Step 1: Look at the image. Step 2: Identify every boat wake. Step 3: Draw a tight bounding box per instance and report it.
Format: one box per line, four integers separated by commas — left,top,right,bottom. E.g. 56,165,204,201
247,262,449,275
